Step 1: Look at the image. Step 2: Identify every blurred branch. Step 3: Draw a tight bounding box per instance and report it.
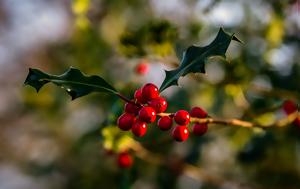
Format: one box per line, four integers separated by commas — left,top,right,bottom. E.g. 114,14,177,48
158,111,299,129
130,140,254,189
248,85,300,101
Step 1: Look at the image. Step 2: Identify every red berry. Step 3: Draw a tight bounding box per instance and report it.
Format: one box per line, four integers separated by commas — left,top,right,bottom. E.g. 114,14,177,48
192,123,208,136
132,120,147,137
283,100,298,115
134,88,147,104
190,107,207,118
172,125,189,142
138,106,156,123
117,113,136,131
141,83,159,101
135,62,149,75
174,110,190,125
124,102,140,115
148,97,168,113
157,116,173,130
117,152,133,168
293,116,300,128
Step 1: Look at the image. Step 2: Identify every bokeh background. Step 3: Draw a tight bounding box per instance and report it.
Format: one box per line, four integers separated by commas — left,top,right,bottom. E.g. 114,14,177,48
0,0,300,188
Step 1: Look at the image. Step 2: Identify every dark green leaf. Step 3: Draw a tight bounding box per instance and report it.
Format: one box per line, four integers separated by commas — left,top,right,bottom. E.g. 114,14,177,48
24,67,118,100
159,28,241,92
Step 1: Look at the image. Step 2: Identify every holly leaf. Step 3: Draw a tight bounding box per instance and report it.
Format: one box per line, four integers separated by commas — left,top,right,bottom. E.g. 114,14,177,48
159,28,241,92
24,67,118,100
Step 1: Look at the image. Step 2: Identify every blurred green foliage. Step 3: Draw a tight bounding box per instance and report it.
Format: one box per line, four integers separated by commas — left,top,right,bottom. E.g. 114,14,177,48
14,0,300,188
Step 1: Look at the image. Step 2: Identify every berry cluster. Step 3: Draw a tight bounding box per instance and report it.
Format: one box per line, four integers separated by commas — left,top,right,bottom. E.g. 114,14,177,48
117,83,209,142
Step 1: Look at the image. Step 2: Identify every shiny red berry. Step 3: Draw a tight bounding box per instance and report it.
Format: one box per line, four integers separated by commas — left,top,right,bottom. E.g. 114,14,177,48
172,125,189,142
148,97,168,113
124,102,140,115
135,62,149,75
117,152,133,168
132,121,147,137
117,113,136,131
138,106,156,123
192,123,208,136
157,116,173,130
141,83,159,101
174,110,190,125
283,100,298,115
190,107,207,118
134,88,147,104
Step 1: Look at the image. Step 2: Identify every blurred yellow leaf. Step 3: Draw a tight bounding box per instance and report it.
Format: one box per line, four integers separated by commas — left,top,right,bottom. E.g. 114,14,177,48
255,112,276,126
102,126,118,150
225,84,239,96
266,15,284,47
101,126,134,152
148,42,174,56
23,87,55,108
191,86,214,109
72,0,90,15
100,13,126,45
75,16,90,30
230,129,253,149
116,135,134,152
225,84,249,108
252,127,265,134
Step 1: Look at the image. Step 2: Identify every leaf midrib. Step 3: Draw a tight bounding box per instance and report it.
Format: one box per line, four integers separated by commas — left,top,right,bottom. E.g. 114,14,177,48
44,78,117,94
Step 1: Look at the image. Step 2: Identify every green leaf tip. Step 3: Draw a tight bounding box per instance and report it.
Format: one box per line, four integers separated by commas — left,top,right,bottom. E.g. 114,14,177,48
159,28,240,92
24,67,118,100
24,68,50,92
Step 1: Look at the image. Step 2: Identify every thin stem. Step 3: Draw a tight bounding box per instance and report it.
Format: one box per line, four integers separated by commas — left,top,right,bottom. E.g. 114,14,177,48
116,93,132,103
116,93,142,107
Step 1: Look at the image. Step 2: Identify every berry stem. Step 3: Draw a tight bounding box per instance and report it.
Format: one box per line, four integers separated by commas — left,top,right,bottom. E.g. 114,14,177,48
116,93,142,107
116,93,131,103
157,112,174,118
157,111,299,129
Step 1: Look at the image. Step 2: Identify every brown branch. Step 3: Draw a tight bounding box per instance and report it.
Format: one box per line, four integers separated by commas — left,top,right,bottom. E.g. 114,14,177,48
116,91,298,129
157,111,299,129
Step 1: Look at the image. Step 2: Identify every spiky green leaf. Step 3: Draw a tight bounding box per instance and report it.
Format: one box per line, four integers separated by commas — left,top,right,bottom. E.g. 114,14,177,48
24,67,118,100
159,28,241,92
